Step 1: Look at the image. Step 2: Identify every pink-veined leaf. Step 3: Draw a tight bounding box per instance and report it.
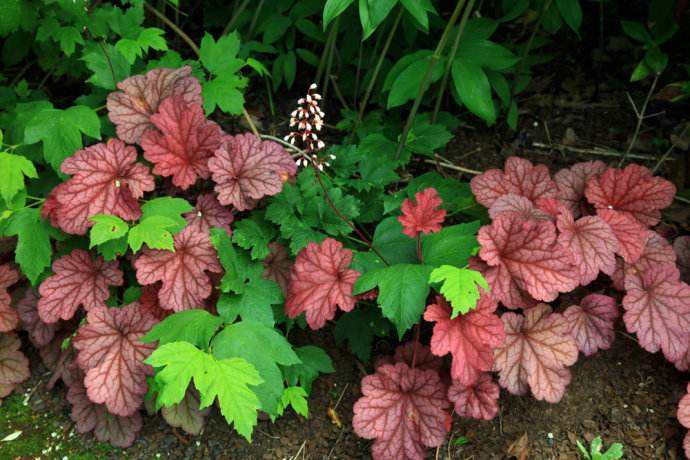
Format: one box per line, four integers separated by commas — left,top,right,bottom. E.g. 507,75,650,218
0,333,30,396
423,294,504,386
622,264,690,362
488,194,551,221
107,66,202,144
595,209,649,264
563,294,618,356
141,96,222,190
285,238,360,330
468,257,537,310
17,288,56,347
625,231,677,279
678,383,690,458
67,374,143,448
263,242,292,296
183,193,234,236
134,226,222,312
674,236,690,283
447,373,500,421
398,188,446,238
38,249,123,323
0,264,19,332
352,362,450,460
73,305,157,416
134,285,170,321
470,156,558,208
585,163,676,227
556,210,618,285
611,258,626,291
493,304,578,402
208,133,296,211
553,161,607,217
52,139,155,235
477,214,579,303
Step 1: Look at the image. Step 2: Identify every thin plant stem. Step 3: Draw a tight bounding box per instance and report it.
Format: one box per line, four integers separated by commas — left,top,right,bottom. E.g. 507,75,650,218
322,17,341,101
653,124,688,174
316,22,338,84
395,0,468,160
619,73,660,166
354,41,363,107
354,6,404,131
330,75,351,110
246,0,266,39
411,323,421,369
265,77,276,117
432,0,475,123
517,0,552,79
222,0,251,35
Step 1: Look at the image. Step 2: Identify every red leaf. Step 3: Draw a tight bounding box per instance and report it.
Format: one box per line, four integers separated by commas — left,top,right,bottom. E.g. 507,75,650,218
585,164,676,227
0,264,19,332
38,249,123,323
423,294,504,386
0,333,30,398
563,294,618,356
488,194,552,221
468,257,537,310
493,304,578,402
141,96,222,190
73,305,157,416
134,226,222,312
556,211,618,285
263,242,292,296
134,285,170,321
352,362,450,460
208,133,296,211
470,157,557,208
622,264,690,362
107,66,202,144
52,139,155,235
285,238,360,330
554,161,607,217
595,209,649,264
678,384,690,459
625,231,677,277
675,236,690,283
447,373,499,420
183,193,234,236
398,188,446,238
67,375,143,448
375,342,444,371
17,289,56,347
478,214,579,303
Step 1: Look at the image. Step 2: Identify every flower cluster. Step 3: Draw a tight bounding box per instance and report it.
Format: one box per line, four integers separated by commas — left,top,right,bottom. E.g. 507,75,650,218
285,83,335,169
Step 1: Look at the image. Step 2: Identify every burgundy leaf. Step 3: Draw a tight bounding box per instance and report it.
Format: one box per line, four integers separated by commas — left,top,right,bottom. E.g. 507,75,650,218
468,257,537,310
675,236,690,283
493,304,578,402
423,294,504,386
0,264,19,332
398,188,446,238
375,342,444,372
488,194,552,221
263,242,292,296
134,226,222,312
52,139,155,235
17,288,56,347
352,362,450,460
141,96,222,190
134,285,170,321
478,214,579,303
285,238,360,330
622,264,690,362
38,249,123,323
73,305,157,416
107,66,202,144
563,294,618,356
161,388,209,435
596,209,649,263
447,373,500,420
209,133,296,211
553,161,607,217
0,333,30,392
183,193,234,236
470,156,558,208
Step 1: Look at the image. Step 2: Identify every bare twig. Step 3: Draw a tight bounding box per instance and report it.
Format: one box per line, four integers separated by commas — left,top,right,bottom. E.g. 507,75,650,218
653,124,688,174
531,141,661,161
619,73,660,166
290,440,307,460
422,158,481,175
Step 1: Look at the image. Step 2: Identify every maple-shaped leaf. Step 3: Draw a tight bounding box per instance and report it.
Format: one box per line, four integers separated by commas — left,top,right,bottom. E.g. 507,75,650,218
627,231,677,276
553,161,607,217
468,256,537,310
478,214,579,303
0,333,30,397
678,383,690,459
0,264,20,332
285,238,360,330
73,305,158,416
141,96,222,189
208,133,296,211
428,265,488,317
424,294,504,386
585,163,676,227
556,210,618,285
675,236,690,283
493,304,578,402
263,242,292,296
67,375,143,448
52,139,155,235
488,194,552,221
563,294,618,356
134,226,222,312
447,373,500,420
38,249,123,323
17,289,56,347
398,187,446,238
107,66,202,144
352,362,450,460
184,193,234,236
470,156,557,208
597,209,649,263
622,264,690,362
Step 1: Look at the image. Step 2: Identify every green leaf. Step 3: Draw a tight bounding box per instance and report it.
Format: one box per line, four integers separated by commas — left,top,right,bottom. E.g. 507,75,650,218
24,106,101,173
202,74,247,115
323,0,354,29
0,0,36,36
458,40,519,71
142,309,224,349
116,27,167,63
555,0,582,34
400,0,433,31
276,386,308,418
621,20,652,44
211,229,264,294
354,264,433,338
97,236,129,261
421,222,479,267
128,216,178,252
371,217,417,265
283,50,296,89
212,321,300,415
630,60,652,82
451,58,496,124
644,47,668,74
3,208,52,285
281,346,334,393
0,152,36,203
199,32,244,75
89,214,129,248
216,278,282,326
334,304,391,361
146,341,262,440
388,56,444,108
428,266,488,317
140,197,192,233
262,15,292,45
359,0,399,40
81,43,131,90
232,214,277,260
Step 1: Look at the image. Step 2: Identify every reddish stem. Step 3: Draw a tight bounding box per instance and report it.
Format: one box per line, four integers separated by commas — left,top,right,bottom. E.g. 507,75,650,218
411,323,421,369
